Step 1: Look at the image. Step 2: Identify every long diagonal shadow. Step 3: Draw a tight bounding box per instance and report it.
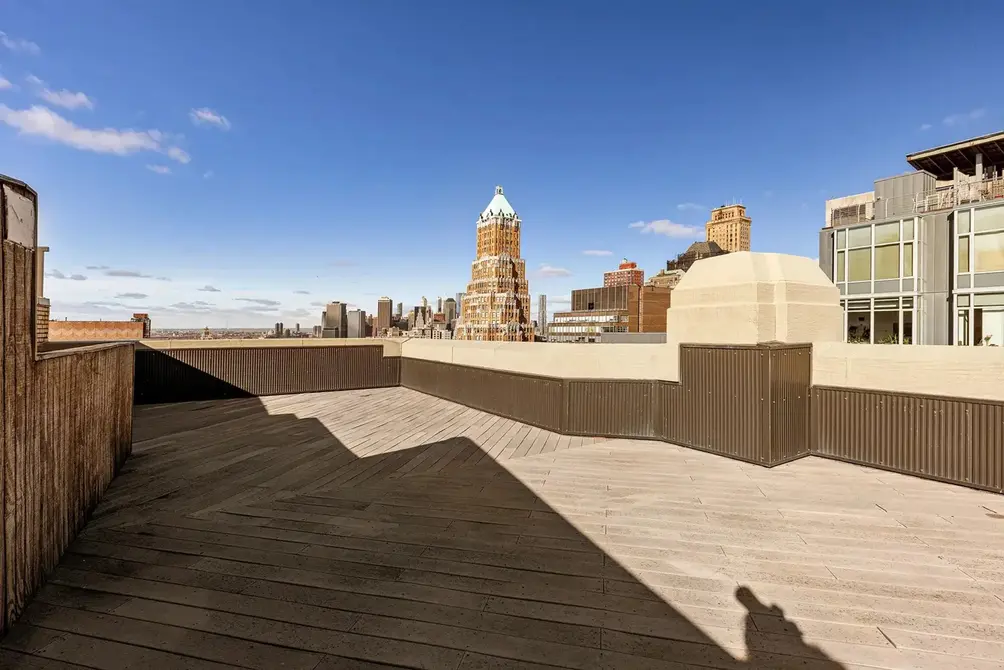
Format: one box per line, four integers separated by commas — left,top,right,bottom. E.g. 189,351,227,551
1,385,847,669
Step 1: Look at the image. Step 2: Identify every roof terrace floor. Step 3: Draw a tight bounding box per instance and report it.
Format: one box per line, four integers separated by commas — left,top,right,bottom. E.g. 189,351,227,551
4,387,1004,669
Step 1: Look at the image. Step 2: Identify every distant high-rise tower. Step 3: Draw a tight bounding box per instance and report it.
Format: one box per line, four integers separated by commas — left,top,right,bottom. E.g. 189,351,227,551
537,295,547,338
322,302,347,338
437,297,443,313
346,309,367,338
377,297,393,334
603,259,645,287
455,186,531,342
443,298,457,327
395,302,403,319
705,204,751,252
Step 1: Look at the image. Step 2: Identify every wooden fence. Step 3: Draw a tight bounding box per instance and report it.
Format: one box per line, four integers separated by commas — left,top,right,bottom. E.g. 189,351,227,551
1,239,134,636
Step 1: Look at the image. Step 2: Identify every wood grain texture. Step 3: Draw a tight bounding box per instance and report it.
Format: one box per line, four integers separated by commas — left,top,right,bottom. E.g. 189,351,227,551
7,386,1003,668
0,242,134,637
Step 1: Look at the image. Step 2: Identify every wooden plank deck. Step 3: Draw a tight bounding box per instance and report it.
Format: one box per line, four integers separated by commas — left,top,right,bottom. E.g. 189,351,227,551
4,386,1004,669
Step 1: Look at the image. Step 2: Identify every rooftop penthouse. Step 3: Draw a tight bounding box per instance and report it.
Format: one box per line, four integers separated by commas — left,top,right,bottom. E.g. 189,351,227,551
4,179,1004,669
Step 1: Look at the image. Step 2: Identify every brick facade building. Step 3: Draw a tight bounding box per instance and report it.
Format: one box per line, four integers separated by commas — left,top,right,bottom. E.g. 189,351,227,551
454,186,531,342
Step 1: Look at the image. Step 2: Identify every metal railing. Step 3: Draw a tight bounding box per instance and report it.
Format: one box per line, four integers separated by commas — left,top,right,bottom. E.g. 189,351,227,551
834,174,1004,226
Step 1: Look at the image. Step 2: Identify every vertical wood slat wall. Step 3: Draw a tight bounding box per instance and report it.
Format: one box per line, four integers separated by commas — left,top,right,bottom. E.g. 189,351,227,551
1,242,134,637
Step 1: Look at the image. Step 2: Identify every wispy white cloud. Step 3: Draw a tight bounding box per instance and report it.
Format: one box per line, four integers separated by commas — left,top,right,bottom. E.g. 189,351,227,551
45,269,87,281
0,104,190,163
203,170,214,179
535,264,572,278
190,107,231,130
40,88,93,110
25,74,93,110
166,146,190,164
146,164,171,175
582,250,612,256
676,202,706,212
0,32,40,55
628,219,700,238
942,108,985,127
198,285,221,292
0,76,11,90
116,292,148,300
919,123,933,131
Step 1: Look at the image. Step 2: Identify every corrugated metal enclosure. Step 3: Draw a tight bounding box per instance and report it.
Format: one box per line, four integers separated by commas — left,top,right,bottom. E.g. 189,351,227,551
812,386,1004,493
400,358,565,432
400,343,813,466
134,344,400,404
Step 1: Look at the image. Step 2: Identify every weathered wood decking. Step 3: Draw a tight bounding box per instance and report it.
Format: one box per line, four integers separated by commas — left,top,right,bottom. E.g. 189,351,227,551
3,386,1004,669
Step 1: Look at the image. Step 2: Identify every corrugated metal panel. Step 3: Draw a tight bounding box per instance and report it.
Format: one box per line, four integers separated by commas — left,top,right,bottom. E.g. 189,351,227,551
403,345,813,466
811,386,1004,493
134,346,399,404
767,345,811,464
565,380,659,438
400,358,564,432
668,345,768,464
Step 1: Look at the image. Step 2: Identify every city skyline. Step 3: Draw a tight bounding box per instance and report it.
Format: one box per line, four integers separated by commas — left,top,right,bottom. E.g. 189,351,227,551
4,1,1004,327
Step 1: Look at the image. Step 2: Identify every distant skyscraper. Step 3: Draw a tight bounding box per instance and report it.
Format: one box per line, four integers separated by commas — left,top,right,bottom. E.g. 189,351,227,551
455,186,531,342
705,204,751,252
347,309,367,338
396,301,403,319
322,302,348,338
437,297,443,313
538,294,547,337
377,297,393,334
443,298,457,327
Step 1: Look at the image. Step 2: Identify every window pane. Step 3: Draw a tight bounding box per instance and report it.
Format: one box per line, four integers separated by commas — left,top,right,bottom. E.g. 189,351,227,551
836,229,846,248
958,236,970,272
875,245,899,280
974,231,1004,272
903,242,913,277
848,248,871,281
958,294,970,307
847,226,871,248
875,222,898,244
903,218,915,240
957,310,970,346
974,293,1004,307
836,251,845,281
974,206,1004,233
873,305,899,344
958,210,971,234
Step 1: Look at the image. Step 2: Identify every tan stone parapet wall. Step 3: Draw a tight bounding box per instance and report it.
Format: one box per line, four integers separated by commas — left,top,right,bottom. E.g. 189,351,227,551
141,337,402,356
400,339,680,381
813,342,1004,402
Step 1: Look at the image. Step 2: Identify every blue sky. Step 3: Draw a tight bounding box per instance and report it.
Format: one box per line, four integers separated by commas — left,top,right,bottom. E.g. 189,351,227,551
2,0,1002,328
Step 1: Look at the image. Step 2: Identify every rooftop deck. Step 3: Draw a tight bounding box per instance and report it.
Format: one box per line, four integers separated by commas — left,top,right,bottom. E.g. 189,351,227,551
3,387,1004,669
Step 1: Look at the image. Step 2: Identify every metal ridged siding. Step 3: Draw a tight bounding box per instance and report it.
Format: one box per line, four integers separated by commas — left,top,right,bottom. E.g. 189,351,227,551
401,343,813,467
400,358,564,432
565,380,660,438
812,386,1004,493
669,346,769,464
767,346,812,464
134,346,399,404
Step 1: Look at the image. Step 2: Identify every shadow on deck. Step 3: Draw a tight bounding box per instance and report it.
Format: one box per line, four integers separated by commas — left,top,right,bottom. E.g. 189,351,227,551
2,387,846,669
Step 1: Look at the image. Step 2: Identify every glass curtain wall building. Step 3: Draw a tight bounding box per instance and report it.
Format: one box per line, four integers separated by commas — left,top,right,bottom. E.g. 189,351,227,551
819,131,1004,346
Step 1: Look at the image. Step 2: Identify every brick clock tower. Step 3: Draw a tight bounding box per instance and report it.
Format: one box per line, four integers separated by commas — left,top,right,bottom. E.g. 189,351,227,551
454,186,531,342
